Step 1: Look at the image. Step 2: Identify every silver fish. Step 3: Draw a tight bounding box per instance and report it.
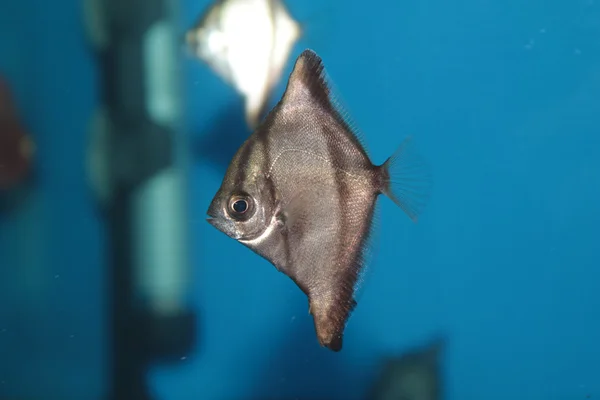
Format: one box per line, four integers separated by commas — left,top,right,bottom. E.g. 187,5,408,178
186,0,301,129
369,338,444,400
206,49,432,351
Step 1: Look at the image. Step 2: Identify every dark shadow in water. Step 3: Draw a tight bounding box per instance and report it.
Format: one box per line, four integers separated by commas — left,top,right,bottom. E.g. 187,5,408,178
367,335,446,400
191,102,252,175
247,313,363,400
247,311,447,400
0,173,36,216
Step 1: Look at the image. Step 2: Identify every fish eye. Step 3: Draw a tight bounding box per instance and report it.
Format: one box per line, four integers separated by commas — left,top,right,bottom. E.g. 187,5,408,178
227,194,254,220
232,199,247,213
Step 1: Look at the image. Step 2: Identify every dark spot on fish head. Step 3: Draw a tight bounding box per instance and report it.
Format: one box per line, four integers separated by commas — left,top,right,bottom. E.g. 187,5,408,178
206,172,279,242
184,25,218,61
184,28,202,58
185,3,226,62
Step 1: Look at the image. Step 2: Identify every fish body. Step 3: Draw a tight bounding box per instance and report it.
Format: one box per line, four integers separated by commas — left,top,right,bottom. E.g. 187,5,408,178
186,0,301,129
206,49,431,351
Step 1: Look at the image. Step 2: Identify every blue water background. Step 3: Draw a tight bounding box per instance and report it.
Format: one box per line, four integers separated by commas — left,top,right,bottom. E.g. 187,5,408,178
0,0,599,399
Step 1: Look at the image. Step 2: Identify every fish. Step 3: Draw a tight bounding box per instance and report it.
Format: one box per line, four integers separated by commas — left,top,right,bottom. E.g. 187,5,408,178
369,338,445,400
185,0,301,130
206,49,432,351
0,78,34,191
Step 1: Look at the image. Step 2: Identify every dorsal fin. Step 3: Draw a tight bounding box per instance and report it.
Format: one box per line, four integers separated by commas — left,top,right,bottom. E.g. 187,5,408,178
278,49,371,155
281,49,332,109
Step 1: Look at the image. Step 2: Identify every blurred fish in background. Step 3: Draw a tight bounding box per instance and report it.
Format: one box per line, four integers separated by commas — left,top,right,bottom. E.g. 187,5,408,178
368,338,445,400
0,77,34,193
185,0,301,129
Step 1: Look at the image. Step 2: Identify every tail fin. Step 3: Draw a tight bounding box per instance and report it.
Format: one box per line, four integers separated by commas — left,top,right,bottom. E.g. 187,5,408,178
379,136,432,222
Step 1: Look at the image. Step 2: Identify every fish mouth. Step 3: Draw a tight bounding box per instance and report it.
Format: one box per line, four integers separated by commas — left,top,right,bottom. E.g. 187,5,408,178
206,215,217,227
206,199,219,220
206,213,240,240
206,208,218,224
206,207,228,232
206,198,241,238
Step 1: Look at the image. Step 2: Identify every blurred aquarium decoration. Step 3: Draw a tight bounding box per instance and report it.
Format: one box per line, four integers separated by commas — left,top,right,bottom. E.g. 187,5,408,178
0,0,599,398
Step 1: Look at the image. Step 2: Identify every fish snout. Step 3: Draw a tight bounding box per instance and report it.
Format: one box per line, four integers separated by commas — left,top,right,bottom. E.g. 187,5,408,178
206,213,235,238
206,198,223,226
206,197,242,239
